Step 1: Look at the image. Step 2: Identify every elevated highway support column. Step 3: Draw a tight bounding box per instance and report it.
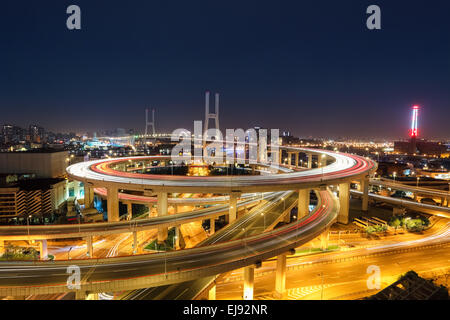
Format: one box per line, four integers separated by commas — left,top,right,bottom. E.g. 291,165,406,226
107,186,119,222
127,202,132,221
157,192,168,244
86,236,93,258
298,189,310,219
361,177,369,212
174,225,180,250
307,153,312,169
243,266,255,300
274,253,287,299
320,227,330,251
287,152,292,167
229,192,240,223
84,185,94,209
318,155,326,168
75,291,87,300
132,231,138,254
39,240,48,260
338,183,350,224
210,218,215,234
208,284,216,300
295,152,299,168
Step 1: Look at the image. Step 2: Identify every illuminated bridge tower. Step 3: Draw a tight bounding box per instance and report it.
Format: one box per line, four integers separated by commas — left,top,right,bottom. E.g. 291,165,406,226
145,108,156,151
204,91,220,135
203,91,220,153
410,105,419,154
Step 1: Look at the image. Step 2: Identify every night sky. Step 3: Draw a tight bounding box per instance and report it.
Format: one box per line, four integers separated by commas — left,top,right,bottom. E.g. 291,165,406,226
1,0,449,139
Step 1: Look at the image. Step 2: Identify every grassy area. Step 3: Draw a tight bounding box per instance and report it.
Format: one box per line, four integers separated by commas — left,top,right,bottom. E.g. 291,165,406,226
144,227,176,251
294,245,340,255
0,246,39,261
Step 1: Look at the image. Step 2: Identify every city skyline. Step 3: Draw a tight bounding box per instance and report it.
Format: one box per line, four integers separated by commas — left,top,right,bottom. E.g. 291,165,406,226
1,1,450,139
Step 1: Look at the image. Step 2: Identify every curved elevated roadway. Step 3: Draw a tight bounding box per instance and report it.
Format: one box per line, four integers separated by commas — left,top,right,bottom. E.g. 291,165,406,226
0,190,337,296
0,149,376,296
0,194,271,240
67,148,376,193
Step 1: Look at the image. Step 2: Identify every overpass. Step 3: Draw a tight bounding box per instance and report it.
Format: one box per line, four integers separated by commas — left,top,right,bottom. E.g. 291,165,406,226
0,148,376,298
0,190,338,297
351,190,450,218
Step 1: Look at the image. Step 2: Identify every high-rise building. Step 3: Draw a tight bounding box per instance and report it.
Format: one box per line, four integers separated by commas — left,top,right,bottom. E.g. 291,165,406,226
394,105,447,156
29,125,45,143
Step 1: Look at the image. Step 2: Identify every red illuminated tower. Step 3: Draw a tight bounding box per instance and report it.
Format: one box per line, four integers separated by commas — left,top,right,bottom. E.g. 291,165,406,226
410,105,419,154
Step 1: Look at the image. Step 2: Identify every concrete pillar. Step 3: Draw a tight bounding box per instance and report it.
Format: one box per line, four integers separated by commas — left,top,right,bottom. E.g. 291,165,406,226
86,292,99,300
243,266,255,300
208,284,216,300
75,291,87,300
84,185,94,209
157,192,168,244
338,183,350,224
106,186,119,222
298,189,310,219
0,240,4,255
173,205,178,214
229,192,239,223
361,177,369,212
174,225,180,249
287,153,292,166
307,153,312,169
132,231,138,254
39,240,48,260
283,211,291,223
74,181,80,199
157,192,168,217
275,254,287,298
318,155,326,168
86,236,93,258
294,152,299,168
127,202,132,221
157,228,168,244
210,218,215,234
279,151,283,166
320,228,330,250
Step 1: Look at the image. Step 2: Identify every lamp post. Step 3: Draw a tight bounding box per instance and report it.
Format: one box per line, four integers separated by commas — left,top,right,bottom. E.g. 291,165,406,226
27,215,32,237
393,171,397,184
319,272,324,300
416,176,420,188
261,213,265,230
321,154,326,180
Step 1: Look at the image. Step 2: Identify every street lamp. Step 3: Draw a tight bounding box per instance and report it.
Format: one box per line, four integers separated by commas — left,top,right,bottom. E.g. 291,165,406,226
319,272,324,300
321,154,326,180
416,176,420,188
27,215,32,237
393,171,397,184
261,213,266,230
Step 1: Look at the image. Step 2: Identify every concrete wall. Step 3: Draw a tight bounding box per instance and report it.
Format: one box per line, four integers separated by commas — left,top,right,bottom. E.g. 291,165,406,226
0,151,69,178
